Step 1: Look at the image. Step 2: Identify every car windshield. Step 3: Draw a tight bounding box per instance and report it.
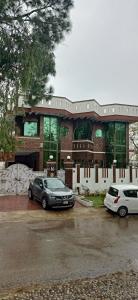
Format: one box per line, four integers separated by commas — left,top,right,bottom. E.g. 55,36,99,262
44,179,65,189
108,187,118,197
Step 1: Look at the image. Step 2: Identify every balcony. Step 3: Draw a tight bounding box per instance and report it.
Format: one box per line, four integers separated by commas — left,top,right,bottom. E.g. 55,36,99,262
72,140,94,151
72,140,94,162
16,136,42,150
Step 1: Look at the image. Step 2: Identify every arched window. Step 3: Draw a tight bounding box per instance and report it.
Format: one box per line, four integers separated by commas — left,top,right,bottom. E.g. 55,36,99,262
95,129,104,138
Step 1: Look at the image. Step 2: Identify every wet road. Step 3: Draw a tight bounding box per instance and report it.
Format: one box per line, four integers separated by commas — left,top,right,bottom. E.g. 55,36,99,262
0,207,138,292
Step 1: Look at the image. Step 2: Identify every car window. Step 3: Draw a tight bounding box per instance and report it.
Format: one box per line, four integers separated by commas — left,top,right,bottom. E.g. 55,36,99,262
34,178,39,185
108,187,118,197
44,179,65,189
34,178,43,187
123,190,138,198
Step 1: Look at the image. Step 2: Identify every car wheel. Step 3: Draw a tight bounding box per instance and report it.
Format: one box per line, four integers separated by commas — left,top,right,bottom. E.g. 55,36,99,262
42,198,48,210
118,206,128,217
28,189,33,200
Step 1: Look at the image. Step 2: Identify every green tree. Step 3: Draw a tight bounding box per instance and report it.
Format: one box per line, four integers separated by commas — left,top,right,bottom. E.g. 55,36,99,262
0,0,73,108
0,0,73,158
0,117,16,152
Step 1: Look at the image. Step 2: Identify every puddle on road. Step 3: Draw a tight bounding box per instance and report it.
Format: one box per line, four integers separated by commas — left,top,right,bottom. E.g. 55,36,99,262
28,219,76,233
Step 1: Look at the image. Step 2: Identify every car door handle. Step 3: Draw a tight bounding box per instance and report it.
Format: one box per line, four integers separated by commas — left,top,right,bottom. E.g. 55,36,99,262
125,200,129,201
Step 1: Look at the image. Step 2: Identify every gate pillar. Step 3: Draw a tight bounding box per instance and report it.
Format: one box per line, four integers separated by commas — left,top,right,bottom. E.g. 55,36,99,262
64,159,74,189
129,164,133,183
112,160,117,183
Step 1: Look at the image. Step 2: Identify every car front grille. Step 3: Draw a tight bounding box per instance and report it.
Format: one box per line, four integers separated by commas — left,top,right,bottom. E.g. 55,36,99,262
56,195,72,200
54,200,74,206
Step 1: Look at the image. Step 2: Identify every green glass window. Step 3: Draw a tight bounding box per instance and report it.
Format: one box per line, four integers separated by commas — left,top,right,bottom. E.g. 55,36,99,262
105,122,127,167
43,117,59,166
115,123,126,145
106,122,126,145
106,123,114,142
24,122,38,137
60,126,69,137
44,117,59,141
74,121,92,140
95,129,104,138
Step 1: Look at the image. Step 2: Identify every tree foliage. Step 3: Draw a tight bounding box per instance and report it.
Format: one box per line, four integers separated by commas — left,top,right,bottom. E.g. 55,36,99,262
0,117,16,152
0,0,73,157
129,123,138,165
129,123,138,152
0,0,73,108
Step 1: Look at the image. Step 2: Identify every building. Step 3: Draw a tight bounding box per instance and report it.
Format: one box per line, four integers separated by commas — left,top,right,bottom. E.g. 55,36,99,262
13,97,138,171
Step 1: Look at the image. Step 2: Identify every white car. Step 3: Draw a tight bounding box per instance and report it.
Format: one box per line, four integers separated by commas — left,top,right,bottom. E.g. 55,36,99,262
104,184,138,217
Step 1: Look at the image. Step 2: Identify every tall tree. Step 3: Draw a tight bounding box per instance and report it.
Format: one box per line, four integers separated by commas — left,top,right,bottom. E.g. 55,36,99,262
0,0,73,109
0,0,73,156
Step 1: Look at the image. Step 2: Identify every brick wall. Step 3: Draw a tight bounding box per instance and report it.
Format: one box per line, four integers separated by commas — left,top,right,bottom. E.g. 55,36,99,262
93,124,106,152
16,137,41,151
16,116,44,170
93,137,105,152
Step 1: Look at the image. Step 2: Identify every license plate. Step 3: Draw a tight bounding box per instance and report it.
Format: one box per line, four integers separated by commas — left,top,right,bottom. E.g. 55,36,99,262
63,200,68,205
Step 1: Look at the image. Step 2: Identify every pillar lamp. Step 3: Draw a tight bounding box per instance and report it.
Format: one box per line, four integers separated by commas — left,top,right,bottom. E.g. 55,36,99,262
113,159,117,165
49,155,53,160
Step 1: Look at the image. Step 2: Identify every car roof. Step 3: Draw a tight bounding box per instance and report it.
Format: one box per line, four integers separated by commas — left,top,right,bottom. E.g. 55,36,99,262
110,184,138,190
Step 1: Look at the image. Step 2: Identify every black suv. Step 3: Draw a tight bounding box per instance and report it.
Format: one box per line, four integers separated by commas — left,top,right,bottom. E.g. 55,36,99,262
28,177,75,209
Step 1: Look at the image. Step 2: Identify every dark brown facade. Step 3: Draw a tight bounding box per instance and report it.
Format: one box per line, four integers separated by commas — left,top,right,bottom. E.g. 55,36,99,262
13,98,138,171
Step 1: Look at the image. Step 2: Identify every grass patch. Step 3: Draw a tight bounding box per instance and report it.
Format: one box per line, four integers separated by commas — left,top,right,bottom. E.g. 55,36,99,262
85,194,105,208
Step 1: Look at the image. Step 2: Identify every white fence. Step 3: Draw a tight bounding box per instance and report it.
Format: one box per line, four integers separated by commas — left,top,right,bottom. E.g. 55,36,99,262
73,167,138,194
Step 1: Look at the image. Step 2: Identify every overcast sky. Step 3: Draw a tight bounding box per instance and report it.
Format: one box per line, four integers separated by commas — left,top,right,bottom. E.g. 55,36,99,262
50,0,138,105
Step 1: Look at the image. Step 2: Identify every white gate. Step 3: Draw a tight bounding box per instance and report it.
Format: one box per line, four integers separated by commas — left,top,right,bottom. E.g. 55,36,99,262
0,164,37,195
0,163,65,195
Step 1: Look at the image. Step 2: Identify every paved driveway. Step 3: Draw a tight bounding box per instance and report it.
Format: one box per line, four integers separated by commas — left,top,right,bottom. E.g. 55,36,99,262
0,195,81,211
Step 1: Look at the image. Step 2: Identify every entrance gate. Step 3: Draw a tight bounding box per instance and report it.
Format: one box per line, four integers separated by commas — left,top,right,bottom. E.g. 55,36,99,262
0,164,36,195
0,164,65,195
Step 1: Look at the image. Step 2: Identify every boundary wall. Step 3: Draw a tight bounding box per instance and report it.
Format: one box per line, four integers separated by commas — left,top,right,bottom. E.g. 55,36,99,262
73,165,138,194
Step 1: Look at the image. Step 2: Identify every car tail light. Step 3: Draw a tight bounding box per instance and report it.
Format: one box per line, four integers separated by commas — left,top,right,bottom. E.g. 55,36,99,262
114,196,120,203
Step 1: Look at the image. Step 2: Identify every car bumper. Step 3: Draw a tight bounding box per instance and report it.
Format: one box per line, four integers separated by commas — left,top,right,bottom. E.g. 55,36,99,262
104,201,118,212
48,197,75,208
51,203,75,208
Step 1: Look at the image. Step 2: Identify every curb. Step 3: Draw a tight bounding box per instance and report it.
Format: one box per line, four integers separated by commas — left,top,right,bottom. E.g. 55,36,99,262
75,196,93,207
